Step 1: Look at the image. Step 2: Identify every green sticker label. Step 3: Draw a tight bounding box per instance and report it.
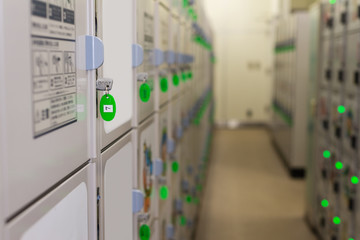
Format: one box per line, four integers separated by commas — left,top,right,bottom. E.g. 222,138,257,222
140,83,151,102
139,224,151,240
159,186,169,200
186,195,192,203
172,161,179,173
100,94,116,121
160,77,168,93
180,215,187,226
173,74,180,87
187,72,193,79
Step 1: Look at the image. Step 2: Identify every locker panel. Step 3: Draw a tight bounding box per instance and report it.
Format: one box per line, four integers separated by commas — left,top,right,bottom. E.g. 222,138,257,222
343,95,359,154
318,90,331,137
345,32,360,94
136,117,157,240
334,0,347,37
99,133,133,240
97,0,133,148
135,0,156,125
322,1,334,38
348,0,360,31
332,36,346,91
170,15,181,99
5,163,96,240
1,0,95,217
330,93,343,144
328,146,342,198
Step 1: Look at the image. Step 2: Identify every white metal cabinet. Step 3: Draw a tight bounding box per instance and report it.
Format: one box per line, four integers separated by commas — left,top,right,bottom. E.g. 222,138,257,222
97,0,133,148
1,0,98,218
5,163,97,240
98,132,133,240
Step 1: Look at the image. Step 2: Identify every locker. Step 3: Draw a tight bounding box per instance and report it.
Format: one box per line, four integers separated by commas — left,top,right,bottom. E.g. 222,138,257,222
327,193,341,240
5,163,96,240
334,0,347,37
96,0,133,148
135,116,157,240
330,93,343,144
343,95,359,154
0,0,100,217
347,0,360,31
318,90,331,136
99,132,133,240
332,36,346,91
322,0,334,38
345,32,360,94
134,0,156,125
328,146,342,199
155,1,171,110
339,155,356,240
170,13,181,99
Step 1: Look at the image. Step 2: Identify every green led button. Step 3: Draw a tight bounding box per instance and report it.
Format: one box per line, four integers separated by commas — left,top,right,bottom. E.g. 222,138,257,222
181,72,187,82
351,176,359,184
173,74,180,87
139,224,151,240
323,150,331,159
321,199,329,208
186,195,192,203
139,83,151,102
338,105,346,114
335,162,343,170
100,94,116,121
329,0,336,4
333,216,341,225
160,77,168,93
172,161,179,173
159,186,169,200
180,216,187,226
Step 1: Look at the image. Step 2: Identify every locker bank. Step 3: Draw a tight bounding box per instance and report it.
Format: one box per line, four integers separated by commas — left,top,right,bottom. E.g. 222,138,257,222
0,0,214,239
6,0,360,240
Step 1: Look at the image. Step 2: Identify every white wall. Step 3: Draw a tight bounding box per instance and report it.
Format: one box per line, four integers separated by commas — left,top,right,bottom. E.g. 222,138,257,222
202,0,280,124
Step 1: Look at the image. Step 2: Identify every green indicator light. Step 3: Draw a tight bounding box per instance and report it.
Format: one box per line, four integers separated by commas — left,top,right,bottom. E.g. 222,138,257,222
139,224,151,240
188,72,193,79
172,161,179,173
173,74,180,86
351,176,359,184
338,105,346,114
349,238,354,240
323,150,331,159
139,83,151,102
159,186,169,200
329,0,337,4
180,216,187,226
335,162,343,170
321,199,329,208
194,197,199,205
181,72,187,82
186,195,192,203
333,216,341,225
160,77,168,93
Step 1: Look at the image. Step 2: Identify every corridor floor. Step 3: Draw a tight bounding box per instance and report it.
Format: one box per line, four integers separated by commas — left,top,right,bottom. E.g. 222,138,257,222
195,128,317,240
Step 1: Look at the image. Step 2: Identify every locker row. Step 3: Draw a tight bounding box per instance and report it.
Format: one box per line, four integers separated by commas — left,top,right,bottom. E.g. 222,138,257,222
0,0,215,239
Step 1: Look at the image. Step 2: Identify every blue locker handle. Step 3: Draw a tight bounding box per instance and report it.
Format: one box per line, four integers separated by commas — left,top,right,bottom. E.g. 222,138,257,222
175,199,183,211
154,158,164,177
153,48,164,66
85,35,104,70
166,224,175,239
177,126,183,139
167,138,176,154
132,189,144,213
132,44,144,68
166,51,176,64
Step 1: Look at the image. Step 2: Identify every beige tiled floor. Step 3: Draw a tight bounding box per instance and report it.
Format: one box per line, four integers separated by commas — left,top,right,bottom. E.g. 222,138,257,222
195,128,317,240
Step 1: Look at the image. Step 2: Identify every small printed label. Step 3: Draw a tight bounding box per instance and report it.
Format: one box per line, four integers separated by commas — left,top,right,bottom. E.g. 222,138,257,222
103,105,113,113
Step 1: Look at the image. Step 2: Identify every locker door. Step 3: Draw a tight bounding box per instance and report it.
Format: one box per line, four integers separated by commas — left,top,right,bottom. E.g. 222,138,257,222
5,163,96,240
155,2,171,110
321,2,334,40
332,36,346,91
345,33,360,94
135,117,157,240
97,0,133,148
1,0,98,218
330,93,343,144
348,0,360,32
134,0,156,125
321,38,333,88
343,96,359,154
318,90,331,136
334,0,347,37
99,132,133,240
170,14,181,99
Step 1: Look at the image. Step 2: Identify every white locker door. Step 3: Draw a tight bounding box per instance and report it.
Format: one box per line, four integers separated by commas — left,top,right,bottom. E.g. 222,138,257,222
348,0,360,32
99,132,133,240
170,14,181,99
1,0,98,218
5,163,96,240
97,0,133,148
134,0,156,125
135,116,157,240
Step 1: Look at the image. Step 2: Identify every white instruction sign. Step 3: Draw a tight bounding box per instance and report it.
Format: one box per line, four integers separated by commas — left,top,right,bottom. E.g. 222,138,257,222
31,0,77,137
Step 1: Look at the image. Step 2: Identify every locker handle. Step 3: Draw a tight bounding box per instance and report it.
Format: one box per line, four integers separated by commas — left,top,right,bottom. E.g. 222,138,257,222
354,71,359,85
154,158,164,177
132,190,144,213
